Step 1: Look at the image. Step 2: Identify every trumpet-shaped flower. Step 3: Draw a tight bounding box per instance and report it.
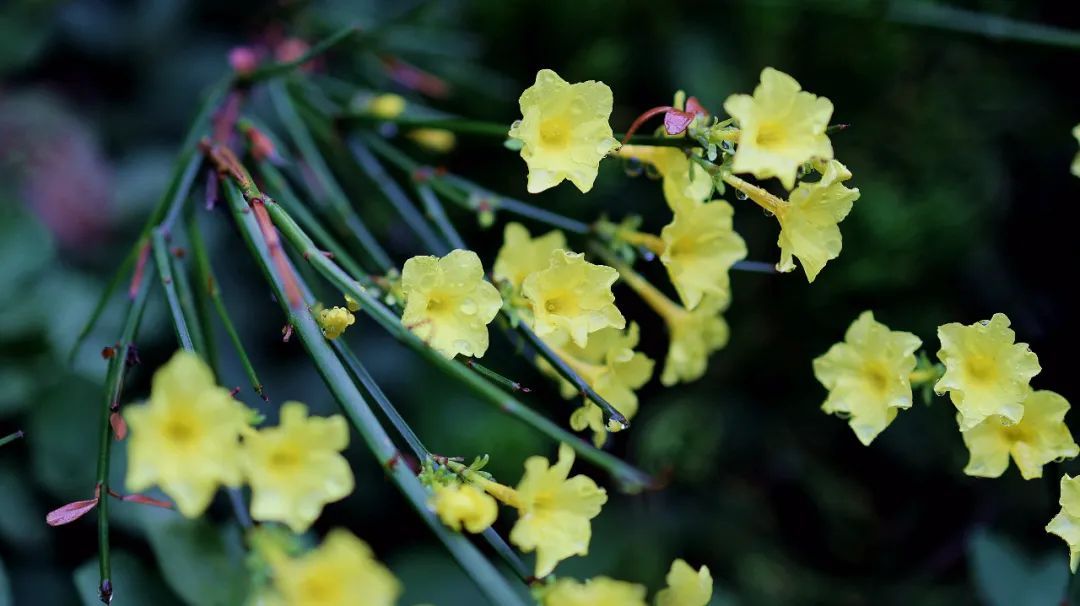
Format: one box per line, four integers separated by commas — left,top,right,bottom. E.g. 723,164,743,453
508,69,620,193
935,313,1041,431
242,402,354,533
617,145,713,209
317,306,355,340
655,559,713,606
541,576,647,606
775,159,859,282
723,67,834,189
1047,475,1080,573
660,199,747,310
812,311,922,446
522,250,625,348
660,294,730,387
493,222,567,295
541,324,654,446
400,249,503,359
271,529,401,606
124,351,251,517
509,443,608,577
961,389,1078,479
430,483,498,534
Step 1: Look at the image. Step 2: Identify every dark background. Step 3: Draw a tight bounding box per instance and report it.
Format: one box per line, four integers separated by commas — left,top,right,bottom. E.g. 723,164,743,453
2,1,1079,604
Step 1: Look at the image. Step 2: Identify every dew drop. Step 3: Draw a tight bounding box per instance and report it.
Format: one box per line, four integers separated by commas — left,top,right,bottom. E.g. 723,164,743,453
735,189,749,201
644,162,662,180
460,299,478,315
623,157,644,177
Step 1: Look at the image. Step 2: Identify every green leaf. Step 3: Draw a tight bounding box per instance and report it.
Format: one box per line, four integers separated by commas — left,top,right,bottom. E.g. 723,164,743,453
139,508,250,606
73,551,182,606
968,528,1068,606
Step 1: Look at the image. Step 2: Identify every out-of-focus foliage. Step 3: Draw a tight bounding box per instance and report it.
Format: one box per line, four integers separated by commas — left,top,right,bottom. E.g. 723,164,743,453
2,1,1079,605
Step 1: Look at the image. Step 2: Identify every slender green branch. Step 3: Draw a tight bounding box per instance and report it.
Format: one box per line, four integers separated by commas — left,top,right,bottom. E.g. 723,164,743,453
440,173,592,235
415,182,466,250
152,230,195,352
242,25,362,82
349,136,450,254
268,80,394,271
887,1,1080,49
223,181,529,605
171,247,210,359
185,210,220,374
261,195,654,491
0,431,25,448
257,161,370,282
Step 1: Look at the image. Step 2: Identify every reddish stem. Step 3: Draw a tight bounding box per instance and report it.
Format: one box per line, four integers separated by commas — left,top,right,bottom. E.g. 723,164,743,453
621,106,676,144
128,241,151,300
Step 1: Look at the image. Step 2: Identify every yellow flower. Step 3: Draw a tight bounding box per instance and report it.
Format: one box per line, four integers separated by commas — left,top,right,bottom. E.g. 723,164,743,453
408,128,456,153
317,306,355,340
1047,475,1080,573
723,67,834,190
659,199,747,310
935,313,1041,431
522,250,625,348
272,528,401,606
400,249,503,359
812,311,922,446
661,295,729,386
775,159,859,282
541,576,647,606
655,559,713,606
509,443,608,577
1072,124,1080,178
124,351,250,517
367,93,406,119
430,483,498,534
242,402,353,533
344,294,361,312
541,324,655,446
508,69,620,193
492,222,567,295
616,145,713,208
961,389,1078,480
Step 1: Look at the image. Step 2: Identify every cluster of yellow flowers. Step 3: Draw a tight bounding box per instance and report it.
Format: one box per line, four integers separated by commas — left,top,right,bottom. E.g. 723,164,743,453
125,351,355,530
124,351,402,603
424,443,712,604
812,312,1080,570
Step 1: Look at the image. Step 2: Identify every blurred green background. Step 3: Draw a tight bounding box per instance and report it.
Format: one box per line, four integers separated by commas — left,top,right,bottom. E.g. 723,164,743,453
2,1,1079,604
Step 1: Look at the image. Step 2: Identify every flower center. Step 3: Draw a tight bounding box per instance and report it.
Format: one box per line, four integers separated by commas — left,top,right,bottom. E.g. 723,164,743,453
862,362,891,395
539,116,571,148
427,294,450,314
755,122,786,148
964,354,997,384
268,446,302,472
163,415,199,446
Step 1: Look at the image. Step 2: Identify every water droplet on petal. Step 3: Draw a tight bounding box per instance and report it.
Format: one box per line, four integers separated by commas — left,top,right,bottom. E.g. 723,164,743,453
735,189,749,201
460,299,477,315
623,157,643,178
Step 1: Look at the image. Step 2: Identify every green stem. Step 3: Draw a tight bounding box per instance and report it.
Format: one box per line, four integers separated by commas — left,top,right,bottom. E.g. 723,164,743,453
152,229,195,352
887,1,1080,49
268,80,393,271
185,210,218,372
0,431,25,448
261,195,654,492
224,181,529,606
415,182,466,250
257,161,370,283
242,25,361,82
349,136,450,254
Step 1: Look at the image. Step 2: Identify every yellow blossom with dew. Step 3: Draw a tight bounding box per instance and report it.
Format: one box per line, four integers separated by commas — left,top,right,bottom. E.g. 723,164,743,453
367,93,406,119
541,576,647,606
660,198,747,310
124,351,251,517
508,69,620,193
242,402,354,533
812,311,922,446
430,483,498,534
492,222,567,295
961,389,1078,479
655,559,713,606
408,128,456,153
400,249,503,359
318,306,355,340
1047,474,1080,573
271,528,401,606
539,323,654,446
1072,124,1080,178
935,313,1041,431
723,67,834,189
522,250,625,348
507,443,608,577
774,159,859,282
617,145,712,208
